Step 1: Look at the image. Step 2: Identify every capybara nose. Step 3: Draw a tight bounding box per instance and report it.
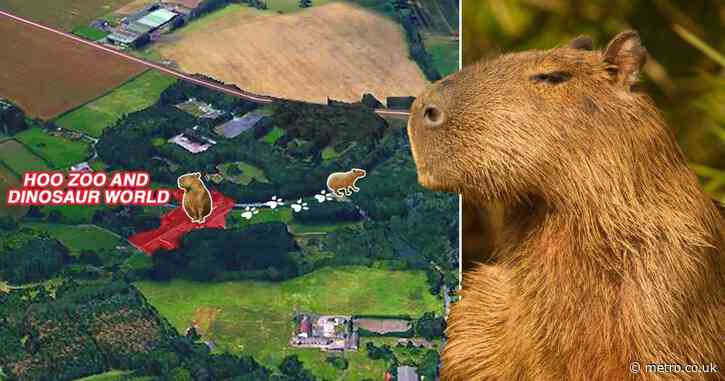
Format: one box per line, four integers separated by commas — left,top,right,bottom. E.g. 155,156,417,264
422,104,445,128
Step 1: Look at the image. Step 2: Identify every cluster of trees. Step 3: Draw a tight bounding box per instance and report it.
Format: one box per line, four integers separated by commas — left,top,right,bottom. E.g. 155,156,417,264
0,280,323,381
92,206,161,237
292,202,361,224
97,79,394,202
365,341,440,381
0,99,28,136
394,2,442,81
151,223,299,282
0,225,71,284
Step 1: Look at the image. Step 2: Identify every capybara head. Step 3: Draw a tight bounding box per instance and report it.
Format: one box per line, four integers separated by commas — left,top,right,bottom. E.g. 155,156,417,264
177,172,202,190
407,31,669,204
352,168,367,178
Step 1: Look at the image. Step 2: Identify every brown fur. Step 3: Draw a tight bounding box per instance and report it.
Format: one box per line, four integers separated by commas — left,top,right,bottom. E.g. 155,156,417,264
408,31,725,381
178,172,212,224
326,168,367,197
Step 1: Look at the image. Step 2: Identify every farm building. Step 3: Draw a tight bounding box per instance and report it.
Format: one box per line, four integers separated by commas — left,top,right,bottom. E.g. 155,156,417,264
107,8,179,47
161,0,208,18
214,110,267,138
168,128,217,154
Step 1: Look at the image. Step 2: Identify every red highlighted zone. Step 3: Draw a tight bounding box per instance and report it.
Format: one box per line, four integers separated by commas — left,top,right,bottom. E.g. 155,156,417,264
129,190,234,255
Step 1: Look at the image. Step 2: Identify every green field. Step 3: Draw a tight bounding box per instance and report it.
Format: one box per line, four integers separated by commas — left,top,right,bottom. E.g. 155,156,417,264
56,70,177,137
14,128,90,169
289,220,362,234
72,26,109,41
73,370,130,381
40,204,104,225
24,222,125,255
217,161,269,185
0,139,50,175
262,127,285,144
265,0,337,13
0,0,138,30
135,266,440,380
425,35,459,76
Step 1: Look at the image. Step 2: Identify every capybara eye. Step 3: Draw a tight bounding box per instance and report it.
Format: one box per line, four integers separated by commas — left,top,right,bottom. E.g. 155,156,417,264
530,71,572,84
423,104,445,127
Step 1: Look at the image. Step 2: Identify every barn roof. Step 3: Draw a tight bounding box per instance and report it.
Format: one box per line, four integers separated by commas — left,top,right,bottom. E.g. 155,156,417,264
136,8,177,29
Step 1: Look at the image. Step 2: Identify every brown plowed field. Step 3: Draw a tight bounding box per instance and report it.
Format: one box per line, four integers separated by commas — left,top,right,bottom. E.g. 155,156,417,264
0,17,145,119
155,2,429,104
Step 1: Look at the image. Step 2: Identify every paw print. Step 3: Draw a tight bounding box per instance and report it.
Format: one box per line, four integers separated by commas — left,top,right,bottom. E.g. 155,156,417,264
241,206,259,220
265,196,285,209
314,190,335,203
291,199,309,213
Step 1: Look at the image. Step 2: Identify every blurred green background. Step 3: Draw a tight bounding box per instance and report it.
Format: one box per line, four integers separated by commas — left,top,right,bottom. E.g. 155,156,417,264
462,0,725,201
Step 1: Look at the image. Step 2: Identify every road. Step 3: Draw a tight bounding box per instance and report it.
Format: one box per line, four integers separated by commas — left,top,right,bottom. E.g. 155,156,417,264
0,9,412,119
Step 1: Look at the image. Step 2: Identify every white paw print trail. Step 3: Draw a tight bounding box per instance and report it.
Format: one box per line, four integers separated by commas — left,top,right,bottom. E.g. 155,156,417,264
241,206,259,220
265,196,285,209
314,190,335,203
291,198,309,213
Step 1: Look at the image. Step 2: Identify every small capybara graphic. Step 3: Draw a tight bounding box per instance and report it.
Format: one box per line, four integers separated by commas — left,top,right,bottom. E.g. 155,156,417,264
326,168,366,197
408,31,725,381
177,172,213,224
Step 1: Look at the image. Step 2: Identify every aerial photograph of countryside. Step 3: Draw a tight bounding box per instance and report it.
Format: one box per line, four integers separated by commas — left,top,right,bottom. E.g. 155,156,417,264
0,0,460,380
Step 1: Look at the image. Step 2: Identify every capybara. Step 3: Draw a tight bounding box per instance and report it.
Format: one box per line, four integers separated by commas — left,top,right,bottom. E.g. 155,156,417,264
408,31,725,381
178,172,212,224
326,168,366,197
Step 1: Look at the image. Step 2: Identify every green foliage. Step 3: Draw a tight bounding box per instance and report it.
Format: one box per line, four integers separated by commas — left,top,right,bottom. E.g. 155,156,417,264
14,127,90,169
150,223,298,282
412,312,445,340
0,236,70,284
72,26,109,41
292,201,361,224
0,99,28,136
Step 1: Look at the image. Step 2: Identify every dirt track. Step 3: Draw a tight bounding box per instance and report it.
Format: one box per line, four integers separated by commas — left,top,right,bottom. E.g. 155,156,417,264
156,2,429,104
0,17,144,119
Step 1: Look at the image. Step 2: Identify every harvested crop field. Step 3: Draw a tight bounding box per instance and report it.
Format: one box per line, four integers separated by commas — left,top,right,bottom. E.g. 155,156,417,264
0,17,144,119
0,0,136,30
155,2,428,104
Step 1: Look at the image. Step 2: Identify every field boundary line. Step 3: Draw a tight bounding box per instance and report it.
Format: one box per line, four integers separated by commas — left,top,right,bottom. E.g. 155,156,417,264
0,138,53,173
0,9,411,119
51,68,154,124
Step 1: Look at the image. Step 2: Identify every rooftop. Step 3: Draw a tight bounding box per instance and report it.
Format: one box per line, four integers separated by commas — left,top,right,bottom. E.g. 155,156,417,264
136,8,177,29
162,0,206,9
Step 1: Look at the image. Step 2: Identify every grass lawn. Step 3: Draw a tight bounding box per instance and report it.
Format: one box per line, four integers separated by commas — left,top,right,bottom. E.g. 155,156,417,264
424,35,459,77
14,128,90,169
228,207,293,229
73,370,131,381
56,70,177,137
72,26,109,41
135,266,440,380
262,127,285,144
24,222,125,255
0,139,50,175
217,161,269,185
265,0,337,13
321,146,340,161
40,204,104,225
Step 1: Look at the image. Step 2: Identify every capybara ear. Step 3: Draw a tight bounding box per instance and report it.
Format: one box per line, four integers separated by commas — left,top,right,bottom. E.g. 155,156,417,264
568,35,593,51
603,31,647,87
194,172,202,178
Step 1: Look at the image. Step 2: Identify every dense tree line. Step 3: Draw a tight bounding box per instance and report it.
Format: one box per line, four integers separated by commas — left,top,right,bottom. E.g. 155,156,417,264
151,223,299,281
0,99,28,136
0,225,71,284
